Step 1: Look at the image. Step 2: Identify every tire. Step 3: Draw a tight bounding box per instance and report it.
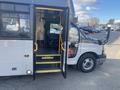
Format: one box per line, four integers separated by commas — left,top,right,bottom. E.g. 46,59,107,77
77,53,96,73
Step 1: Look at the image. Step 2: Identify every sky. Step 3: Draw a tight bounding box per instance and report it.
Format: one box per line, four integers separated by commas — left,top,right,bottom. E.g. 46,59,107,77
73,0,120,24
92,0,120,23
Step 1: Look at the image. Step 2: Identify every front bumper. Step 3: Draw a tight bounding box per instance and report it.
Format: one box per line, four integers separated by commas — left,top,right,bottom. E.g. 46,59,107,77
97,54,106,65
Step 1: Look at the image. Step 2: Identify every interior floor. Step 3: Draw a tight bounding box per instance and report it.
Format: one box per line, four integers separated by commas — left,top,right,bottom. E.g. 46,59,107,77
36,48,58,54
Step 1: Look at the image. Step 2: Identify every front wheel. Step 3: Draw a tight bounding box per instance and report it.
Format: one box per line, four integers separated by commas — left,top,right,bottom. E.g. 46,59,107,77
77,53,96,73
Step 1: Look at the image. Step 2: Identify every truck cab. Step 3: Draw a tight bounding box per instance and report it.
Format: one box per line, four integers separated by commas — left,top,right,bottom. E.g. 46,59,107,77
67,23,107,72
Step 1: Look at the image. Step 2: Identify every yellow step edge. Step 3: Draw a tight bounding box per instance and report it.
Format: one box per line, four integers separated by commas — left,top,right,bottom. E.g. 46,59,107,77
36,62,61,64
36,7,64,12
36,54,61,57
35,69,61,73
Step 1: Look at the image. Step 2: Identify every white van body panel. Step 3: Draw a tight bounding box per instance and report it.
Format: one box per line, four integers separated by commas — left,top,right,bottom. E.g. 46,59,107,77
0,40,33,76
67,43,103,65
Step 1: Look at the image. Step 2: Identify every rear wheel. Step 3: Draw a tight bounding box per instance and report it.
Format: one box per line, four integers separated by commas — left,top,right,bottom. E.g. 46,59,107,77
77,53,96,73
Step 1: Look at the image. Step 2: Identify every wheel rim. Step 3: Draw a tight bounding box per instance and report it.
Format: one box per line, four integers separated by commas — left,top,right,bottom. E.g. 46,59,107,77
82,58,94,70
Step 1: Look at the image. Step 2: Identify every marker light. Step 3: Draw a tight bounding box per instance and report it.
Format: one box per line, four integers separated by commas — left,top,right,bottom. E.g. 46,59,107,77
26,70,32,75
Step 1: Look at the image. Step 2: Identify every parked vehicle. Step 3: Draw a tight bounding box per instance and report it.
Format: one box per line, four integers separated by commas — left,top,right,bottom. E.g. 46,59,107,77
67,23,110,72
79,26,101,34
109,24,120,31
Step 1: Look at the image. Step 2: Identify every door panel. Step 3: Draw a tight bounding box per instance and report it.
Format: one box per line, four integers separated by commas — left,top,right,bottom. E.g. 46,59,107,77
61,9,69,78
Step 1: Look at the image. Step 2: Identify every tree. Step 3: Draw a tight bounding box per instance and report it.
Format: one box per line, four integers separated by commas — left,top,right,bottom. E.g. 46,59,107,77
108,19,115,25
87,17,99,27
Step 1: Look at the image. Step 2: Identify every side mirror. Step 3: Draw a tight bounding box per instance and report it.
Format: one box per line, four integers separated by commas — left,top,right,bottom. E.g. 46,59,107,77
102,27,111,45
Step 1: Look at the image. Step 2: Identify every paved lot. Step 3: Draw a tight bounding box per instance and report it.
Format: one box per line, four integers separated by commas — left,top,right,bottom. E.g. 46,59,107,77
89,31,120,59
88,31,120,45
0,59,120,90
105,31,120,59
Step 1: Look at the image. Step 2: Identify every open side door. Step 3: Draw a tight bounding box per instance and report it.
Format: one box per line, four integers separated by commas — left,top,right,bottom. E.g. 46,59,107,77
60,8,69,78
33,6,69,79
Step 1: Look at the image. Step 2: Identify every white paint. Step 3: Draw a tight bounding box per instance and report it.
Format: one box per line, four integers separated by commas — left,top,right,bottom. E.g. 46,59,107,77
67,43,103,65
0,40,33,76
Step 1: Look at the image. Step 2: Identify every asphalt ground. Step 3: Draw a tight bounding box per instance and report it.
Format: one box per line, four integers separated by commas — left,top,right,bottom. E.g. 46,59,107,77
0,59,120,90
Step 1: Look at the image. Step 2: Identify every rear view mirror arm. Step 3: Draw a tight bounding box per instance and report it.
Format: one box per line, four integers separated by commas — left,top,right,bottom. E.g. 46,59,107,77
102,28,111,45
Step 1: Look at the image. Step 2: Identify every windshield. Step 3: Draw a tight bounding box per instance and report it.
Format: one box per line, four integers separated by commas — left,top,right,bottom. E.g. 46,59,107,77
69,27,79,43
71,22,110,45
50,24,63,34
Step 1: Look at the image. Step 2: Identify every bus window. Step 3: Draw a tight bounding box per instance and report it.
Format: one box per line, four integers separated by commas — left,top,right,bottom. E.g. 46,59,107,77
19,14,30,33
2,13,19,32
0,3,14,11
68,27,79,58
15,4,30,12
50,24,63,34
0,3,31,40
69,27,79,43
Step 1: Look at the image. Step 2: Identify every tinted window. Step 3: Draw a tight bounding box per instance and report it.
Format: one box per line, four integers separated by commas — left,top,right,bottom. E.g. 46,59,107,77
50,24,63,34
15,4,29,12
0,3,14,11
1,13,19,32
69,27,79,43
0,3,32,40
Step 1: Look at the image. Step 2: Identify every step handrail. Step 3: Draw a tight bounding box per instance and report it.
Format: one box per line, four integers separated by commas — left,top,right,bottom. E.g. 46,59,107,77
59,34,65,51
34,42,38,52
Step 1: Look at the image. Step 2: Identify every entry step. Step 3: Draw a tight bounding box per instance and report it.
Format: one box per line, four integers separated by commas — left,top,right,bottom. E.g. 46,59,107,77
35,69,61,73
35,54,61,57
36,61,61,64
35,64,61,70
35,54,61,61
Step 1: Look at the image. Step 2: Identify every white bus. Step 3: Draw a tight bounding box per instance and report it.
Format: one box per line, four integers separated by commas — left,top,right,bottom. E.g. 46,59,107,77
0,0,110,79
0,0,70,79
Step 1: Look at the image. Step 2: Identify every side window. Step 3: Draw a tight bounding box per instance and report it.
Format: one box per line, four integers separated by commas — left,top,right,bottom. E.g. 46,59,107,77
15,4,29,12
68,27,79,58
0,3,14,11
19,14,30,33
69,27,79,43
1,13,19,32
0,3,32,40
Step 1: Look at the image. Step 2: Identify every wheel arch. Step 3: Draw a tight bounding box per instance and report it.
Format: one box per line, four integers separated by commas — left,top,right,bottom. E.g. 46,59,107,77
77,52,98,65
77,52,98,72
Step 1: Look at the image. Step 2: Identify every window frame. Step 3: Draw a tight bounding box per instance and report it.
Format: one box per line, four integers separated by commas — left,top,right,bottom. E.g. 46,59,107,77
0,2,32,40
